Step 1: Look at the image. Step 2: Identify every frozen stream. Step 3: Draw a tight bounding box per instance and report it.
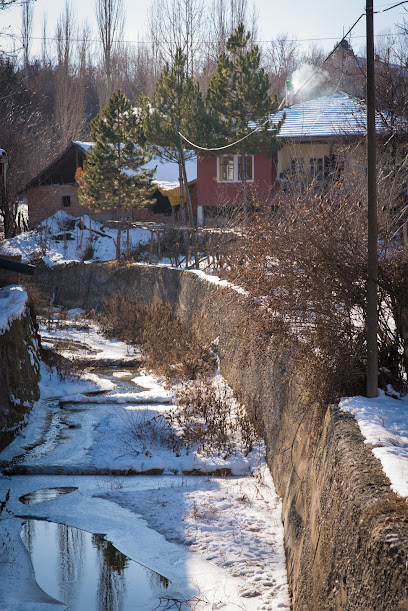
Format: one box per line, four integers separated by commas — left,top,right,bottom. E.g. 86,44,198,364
0,312,291,610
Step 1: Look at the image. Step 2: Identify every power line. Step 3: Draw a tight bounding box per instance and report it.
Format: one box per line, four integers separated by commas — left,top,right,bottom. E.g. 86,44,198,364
2,30,408,47
179,13,366,153
374,0,408,13
180,0,408,153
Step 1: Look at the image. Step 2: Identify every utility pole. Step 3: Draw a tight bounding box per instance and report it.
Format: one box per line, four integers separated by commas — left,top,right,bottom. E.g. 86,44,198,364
176,118,199,269
366,0,378,398
0,149,9,238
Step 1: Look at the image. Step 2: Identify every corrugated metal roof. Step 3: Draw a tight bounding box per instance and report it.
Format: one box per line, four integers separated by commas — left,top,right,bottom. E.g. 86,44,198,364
269,92,385,140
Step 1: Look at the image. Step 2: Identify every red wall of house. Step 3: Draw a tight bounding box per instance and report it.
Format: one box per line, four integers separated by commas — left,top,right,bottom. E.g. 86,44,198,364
197,151,277,208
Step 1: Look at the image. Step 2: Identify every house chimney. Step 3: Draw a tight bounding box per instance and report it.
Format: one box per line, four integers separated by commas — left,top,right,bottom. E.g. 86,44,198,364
285,80,293,106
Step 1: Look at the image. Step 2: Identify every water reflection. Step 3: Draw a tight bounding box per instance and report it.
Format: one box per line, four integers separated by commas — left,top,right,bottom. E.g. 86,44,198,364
21,520,170,611
93,535,126,611
19,487,78,505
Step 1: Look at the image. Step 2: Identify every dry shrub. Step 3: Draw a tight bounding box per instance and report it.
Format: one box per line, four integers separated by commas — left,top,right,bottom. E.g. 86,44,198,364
99,292,146,346
24,282,50,315
220,185,408,414
40,345,79,381
99,294,217,380
118,409,182,456
100,294,257,457
166,377,259,458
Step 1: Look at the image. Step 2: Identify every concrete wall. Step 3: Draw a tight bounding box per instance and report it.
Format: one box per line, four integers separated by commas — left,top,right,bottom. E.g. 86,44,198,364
32,261,408,610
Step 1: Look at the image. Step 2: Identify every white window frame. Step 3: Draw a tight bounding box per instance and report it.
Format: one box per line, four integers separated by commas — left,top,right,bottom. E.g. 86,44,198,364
217,154,254,183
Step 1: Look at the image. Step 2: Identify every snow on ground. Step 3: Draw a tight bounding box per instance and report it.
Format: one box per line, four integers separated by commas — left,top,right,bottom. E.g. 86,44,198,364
39,308,142,364
0,210,151,266
0,311,291,610
99,465,289,606
340,391,408,497
0,284,28,333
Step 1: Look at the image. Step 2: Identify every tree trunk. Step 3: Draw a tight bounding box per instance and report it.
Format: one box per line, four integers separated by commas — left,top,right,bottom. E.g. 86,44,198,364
178,162,187,224
116,205,122,260
241,150,248,213
178,162,190,264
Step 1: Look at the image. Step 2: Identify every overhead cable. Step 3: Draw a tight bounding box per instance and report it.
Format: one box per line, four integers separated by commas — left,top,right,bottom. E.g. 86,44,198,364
179,14,366,152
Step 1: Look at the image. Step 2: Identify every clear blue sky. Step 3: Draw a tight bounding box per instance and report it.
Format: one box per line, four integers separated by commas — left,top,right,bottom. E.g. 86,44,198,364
1,0,406,58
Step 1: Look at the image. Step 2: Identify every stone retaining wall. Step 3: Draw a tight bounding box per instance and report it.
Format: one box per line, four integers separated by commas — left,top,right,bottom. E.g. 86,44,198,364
32,261,408,610
0,293,40,452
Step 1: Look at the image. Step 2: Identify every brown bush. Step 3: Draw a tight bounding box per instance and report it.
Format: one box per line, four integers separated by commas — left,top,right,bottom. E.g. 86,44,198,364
99,293,258,457
99,294,217,380
218,185,408,414
165,376,259,458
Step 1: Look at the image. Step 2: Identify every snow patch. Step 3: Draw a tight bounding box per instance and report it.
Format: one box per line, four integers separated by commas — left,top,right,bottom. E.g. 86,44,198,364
0,285,28,334
340,390,408,497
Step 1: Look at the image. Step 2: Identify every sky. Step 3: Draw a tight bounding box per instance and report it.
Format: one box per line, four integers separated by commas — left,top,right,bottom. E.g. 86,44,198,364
1,0,407,59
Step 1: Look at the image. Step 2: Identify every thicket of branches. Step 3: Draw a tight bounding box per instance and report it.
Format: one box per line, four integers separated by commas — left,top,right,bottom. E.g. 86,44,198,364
216,162,408,406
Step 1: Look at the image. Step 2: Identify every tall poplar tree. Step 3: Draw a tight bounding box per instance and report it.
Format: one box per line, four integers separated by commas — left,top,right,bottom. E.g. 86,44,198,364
207,23,282,203
77,89,154,259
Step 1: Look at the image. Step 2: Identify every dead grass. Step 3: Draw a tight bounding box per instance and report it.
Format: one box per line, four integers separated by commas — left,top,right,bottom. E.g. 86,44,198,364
40,345,79,381
99,294,217,381
99,293,259,457
118,408,182,456
166,377,259,458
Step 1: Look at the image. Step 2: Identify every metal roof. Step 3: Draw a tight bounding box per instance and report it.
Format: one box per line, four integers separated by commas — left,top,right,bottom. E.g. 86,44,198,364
269,92,386,140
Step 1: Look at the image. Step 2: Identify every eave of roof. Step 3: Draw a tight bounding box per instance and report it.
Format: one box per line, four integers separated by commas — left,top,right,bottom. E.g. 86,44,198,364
23,141,86,191
269,91,387,140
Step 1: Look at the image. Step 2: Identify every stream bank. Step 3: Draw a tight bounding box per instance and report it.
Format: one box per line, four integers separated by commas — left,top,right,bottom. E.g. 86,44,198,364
0,285,40,452
31,260,408,610
0,308,290,610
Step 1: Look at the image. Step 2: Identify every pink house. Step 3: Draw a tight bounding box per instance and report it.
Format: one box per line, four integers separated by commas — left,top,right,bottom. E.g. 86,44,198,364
196,92,393,225
196,150,278,224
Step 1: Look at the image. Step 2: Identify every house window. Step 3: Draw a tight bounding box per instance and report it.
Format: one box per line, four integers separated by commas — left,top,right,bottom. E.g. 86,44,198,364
238,155,253,181
289,158,305,176
325,154,345,181
309,157,324,179
62,195,71,207
219,156,235,181
218,155,254,182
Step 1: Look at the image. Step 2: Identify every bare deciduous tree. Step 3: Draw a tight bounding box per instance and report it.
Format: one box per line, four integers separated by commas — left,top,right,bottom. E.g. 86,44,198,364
95,0,125,108
54,3,88,146
40,14,51,68
147,0,205,78
264,34,299,98
21,0,33,82
200,0,258,91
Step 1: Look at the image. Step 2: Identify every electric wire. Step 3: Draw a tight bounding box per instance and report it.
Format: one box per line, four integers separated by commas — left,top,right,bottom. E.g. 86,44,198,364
374,0,408,13
179,14,366,153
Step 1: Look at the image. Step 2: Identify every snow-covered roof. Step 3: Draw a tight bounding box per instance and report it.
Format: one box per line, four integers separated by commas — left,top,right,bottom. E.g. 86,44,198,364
269,92,386,140
73,142,197,182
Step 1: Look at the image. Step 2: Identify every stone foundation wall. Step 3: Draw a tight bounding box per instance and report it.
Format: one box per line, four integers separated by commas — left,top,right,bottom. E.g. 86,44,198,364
0,294,40,452
32,261,408,610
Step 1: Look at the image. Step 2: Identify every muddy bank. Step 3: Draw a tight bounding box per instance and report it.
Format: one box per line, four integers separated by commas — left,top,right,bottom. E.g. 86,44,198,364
32,261,408,610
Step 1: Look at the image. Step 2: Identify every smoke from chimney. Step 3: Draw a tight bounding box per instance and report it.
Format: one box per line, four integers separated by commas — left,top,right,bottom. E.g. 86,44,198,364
287,64,330,105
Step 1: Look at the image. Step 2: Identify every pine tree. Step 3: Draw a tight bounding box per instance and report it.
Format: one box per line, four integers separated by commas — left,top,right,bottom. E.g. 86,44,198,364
77,89,154,259
207,23,282,202
145,47,206,224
